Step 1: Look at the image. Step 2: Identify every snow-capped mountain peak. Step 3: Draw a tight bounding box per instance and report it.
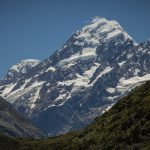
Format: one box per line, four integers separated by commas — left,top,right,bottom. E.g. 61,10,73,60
56,17,136,69
0,17,150,136
74,17,133,47
10,59,40,74
0,59,40,85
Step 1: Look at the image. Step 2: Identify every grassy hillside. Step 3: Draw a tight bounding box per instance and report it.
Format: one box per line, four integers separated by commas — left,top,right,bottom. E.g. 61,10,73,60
0,81,150,150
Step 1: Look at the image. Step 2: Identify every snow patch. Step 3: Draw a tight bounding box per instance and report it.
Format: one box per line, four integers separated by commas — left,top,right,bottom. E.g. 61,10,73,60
106,88,115,93
102,103,114,114
117,74,150,94
6,80,45,103
127,53,133,59
134,69,140,76
57,47,97,67
91,66,113,85
45,66,56,72
30,86,42,109
75,17,133,47
10,59,40,73
118,61,126,67
58,63,100,88
0,83,16,97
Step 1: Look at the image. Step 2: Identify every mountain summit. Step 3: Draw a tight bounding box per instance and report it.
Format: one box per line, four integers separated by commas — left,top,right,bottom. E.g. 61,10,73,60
75,17,133,45
9,59,40,74
2,59,40,84
0,17,150,135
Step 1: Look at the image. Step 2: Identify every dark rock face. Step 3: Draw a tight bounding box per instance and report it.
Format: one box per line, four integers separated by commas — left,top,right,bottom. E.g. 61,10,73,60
0,17,150,135
0,97,43,138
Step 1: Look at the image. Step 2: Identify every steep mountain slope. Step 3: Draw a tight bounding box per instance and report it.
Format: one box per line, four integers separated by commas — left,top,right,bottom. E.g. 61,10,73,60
0,81,150,150
0,96,43,138
0,17,150,135
2,59,40,81
0,59,40,102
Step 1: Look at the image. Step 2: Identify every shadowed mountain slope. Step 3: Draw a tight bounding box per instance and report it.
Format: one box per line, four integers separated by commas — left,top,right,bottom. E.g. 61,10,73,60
0,96,43,138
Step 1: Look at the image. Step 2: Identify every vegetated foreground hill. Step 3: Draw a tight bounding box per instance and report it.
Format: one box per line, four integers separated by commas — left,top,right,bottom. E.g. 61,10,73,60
0,96,43,138
0,81,150,150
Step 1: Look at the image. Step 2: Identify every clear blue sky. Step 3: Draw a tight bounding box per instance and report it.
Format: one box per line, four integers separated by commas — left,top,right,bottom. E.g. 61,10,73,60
0,0,150,78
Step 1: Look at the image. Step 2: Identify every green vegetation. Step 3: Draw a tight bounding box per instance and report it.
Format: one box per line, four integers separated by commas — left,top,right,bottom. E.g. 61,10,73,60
0,81,150,150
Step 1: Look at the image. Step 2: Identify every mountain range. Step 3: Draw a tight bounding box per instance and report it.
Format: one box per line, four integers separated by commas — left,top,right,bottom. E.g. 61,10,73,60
0,81,150,150
0,17,150,135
